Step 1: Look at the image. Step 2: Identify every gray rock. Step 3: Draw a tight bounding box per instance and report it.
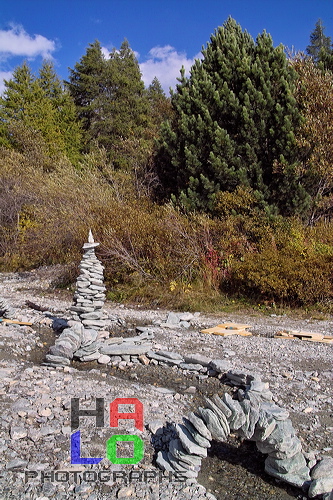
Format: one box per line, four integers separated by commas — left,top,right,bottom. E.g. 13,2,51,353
209,359,232,373
146,351,183,365
179,363,205,372
156,450,176,472
6,459,28,470
211,394,232,419
265,452,307,474
187,412,212,441
203,397,230,436
167,452,199,478
44,354,70,366
10,426,27,440
311,457,333,479
99,343,152,356
97,354,111,364
168,439,202,467
184,354,212,366
197,407,227,442
308,477,333,498
252,410,277,442
182,417,211,448
155,350,184,360
49,343,73,359
175,424,208,458
260,401,289,421
264,463,311,488
222,393,246,430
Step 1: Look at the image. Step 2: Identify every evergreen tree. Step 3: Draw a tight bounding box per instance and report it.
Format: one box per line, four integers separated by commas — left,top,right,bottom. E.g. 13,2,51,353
37,61,82,164
156,17,309,216
306,19,333,69
146,77,173,131
67,39,150,168
66,40,106,150
0,61,82,165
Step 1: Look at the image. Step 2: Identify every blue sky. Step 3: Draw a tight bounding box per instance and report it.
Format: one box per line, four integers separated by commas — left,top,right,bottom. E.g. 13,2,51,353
0,0,332,95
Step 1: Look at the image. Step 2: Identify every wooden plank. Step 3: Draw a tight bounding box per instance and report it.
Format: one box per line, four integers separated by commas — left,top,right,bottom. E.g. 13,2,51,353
201,326,252,336
0,318,33,326
274,330,333,344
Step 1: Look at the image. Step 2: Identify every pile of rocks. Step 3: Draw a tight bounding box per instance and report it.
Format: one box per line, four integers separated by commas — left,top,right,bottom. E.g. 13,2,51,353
159,311,200,329
69,230,107,330
0,297,16,319
154,371,333,498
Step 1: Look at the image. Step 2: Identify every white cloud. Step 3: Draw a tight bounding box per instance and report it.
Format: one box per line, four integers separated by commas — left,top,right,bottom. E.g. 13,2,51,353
139,45,202,94
0,70,13,94
0,24,56,60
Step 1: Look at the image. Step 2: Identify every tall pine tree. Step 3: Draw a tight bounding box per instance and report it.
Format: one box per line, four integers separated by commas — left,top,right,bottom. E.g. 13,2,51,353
67,39,150,168
156,17,309,216
306,19,333,71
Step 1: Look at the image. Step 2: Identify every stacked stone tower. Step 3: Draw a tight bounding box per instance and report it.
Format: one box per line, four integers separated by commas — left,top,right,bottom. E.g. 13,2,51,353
69,230,106,330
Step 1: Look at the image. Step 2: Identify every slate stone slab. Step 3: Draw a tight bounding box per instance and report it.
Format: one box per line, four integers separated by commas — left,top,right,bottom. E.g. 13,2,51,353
197,407,227,442
182,417,211,448
175,424,208,458
99,343,153,356
187,412,212,441
168,438,203,467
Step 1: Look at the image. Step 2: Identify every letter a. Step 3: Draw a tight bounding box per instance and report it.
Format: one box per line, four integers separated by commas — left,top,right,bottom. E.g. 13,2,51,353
110,398,143,431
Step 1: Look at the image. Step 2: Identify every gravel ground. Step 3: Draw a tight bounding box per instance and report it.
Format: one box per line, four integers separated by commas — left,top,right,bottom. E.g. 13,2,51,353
0,266,332,500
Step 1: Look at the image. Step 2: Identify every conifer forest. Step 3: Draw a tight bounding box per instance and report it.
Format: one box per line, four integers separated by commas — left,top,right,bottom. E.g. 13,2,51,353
1,18,333,311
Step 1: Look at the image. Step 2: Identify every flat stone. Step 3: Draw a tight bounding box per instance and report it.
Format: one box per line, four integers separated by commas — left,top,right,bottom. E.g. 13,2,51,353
156,350,184,360
203,397,230,436
100,343,152,356
265,452,307,474
179,363,204,371
187,412,212,441
211,394,232,419
49,344,73,359
264,463,311,488
311,458,333,479
168,438,202,467
176,424,208,458
146,351,183,365
182,417,211,448
156,450,175,472
167,452,198,477
82,319,106,328
260,401,289,421
222,393,246,430
209,359,232,373
80,352,100,362
44,354,70,366
197,407,227,442
183,354,212,366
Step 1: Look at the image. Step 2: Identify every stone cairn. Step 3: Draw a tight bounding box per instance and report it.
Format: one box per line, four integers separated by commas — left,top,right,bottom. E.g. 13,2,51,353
0,297,16,319
44,230,108,367
69,229,106,330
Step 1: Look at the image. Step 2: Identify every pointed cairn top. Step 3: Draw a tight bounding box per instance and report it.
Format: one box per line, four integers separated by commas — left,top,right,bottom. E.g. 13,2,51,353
88,229,94,243
83,229,99,249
